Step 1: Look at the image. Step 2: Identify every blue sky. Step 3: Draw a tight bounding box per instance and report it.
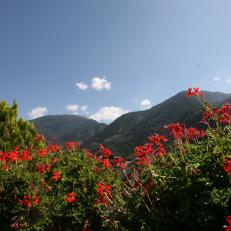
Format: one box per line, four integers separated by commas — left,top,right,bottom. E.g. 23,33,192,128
1,0,231,123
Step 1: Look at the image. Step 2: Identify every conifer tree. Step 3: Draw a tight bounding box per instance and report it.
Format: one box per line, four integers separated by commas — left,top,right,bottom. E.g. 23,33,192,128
0,100,38,151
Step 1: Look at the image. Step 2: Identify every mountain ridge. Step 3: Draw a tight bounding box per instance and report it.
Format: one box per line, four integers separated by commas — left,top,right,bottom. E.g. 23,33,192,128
31,90,231,158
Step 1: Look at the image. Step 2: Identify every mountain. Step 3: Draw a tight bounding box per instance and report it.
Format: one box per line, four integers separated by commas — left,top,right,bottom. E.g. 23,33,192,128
31,91,231,158
84,91,231,158
32,115,107,144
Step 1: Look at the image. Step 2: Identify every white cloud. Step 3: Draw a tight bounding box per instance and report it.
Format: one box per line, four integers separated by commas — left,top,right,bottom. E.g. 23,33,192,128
27,107,48,119
66,104,79,112
213,77,220,81
225,79,231,83
140,99,152,109
90,106,128,122
75,82,88,90
91,77,111,90
80,105,88,112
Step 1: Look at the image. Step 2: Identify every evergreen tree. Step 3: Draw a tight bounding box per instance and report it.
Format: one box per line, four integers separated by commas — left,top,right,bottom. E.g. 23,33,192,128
0,100,38,151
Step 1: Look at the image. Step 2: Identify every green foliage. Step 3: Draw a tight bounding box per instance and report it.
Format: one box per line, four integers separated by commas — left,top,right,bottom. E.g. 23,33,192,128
0,101,37,151
114,121,231,230
0,93,230,230
0,145,123,230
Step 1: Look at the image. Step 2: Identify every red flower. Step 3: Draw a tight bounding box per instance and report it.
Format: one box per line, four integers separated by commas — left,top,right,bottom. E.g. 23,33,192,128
19,195,39,208
226,215,231,225
35,163,51,174
100,159,111,168
224,215,231,231
99,144,112,158
52,171,61,181
148,133,168,145
0,151,7,167
37,148,48,158
134,143,153,158
95,182,111,206
65,141,80,151
185,127,206,141
32,195,40,206
186,87,203,97
8,151,18,162
164,123,184,140
224,226,231,231
136,156,151,166
19,150,32,161
220,103,231,124
64,192,76,203
48,144,60,153
224,158,231,173
14,145,20,151
154,144,166,156
113,157,127,169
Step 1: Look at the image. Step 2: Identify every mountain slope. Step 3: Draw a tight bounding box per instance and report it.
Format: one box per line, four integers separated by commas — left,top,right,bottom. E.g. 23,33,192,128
84,91,231,157
32,115,107,143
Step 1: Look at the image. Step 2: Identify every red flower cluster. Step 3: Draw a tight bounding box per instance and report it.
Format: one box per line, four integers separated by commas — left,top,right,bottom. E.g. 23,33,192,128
148,133,168,156
134,143,153,157
99,158,111,168
65,141,80,151
164,123,184,140
99,144,112,158
224,215,231,231
37,148,48,158
186,87,203,97
201,103,231,124
64,192,76,203
0,149,32,170
113,157,127,169
220,104,231,124
148,133,168,145
224,158,231,173
19,150,32,161
18,195,39,208
95,182,112,206
134,143,153,166
185,127,206,141
35,163,51,174
48,144,60,153
52,171,61,181
133,134,167,165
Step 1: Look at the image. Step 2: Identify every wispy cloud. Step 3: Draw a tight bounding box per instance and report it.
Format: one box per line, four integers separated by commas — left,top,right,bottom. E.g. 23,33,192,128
80,105,88,112
140,99,152,109
27,107,48,119
213,77,220,81
91,77,111,90
75,82,88,90
90,106,128,122
66,104,88,114
212,76,231,84
66,104,79,112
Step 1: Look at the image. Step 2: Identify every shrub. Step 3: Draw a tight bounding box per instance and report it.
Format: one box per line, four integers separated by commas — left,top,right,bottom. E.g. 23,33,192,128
0,88,230,231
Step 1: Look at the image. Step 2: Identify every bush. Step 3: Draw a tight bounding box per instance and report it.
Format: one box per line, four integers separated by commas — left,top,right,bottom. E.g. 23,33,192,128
0,142,123,230
0,88,230,231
